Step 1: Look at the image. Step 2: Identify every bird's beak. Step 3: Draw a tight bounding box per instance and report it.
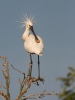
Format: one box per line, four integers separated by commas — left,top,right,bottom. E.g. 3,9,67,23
30,26,40,43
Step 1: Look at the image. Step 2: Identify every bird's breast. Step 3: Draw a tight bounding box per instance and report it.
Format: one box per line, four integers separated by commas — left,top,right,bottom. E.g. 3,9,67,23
24,34,44,55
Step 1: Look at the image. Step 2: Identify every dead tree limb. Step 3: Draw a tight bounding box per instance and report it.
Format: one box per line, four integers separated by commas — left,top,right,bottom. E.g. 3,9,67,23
0,56,10,100
11,64,25,79
11,65,45,100
0,91,7,99
22,90,60,100
0,56,60,100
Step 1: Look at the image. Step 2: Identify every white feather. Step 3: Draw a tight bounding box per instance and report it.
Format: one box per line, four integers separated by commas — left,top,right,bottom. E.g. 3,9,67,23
21,14,44,56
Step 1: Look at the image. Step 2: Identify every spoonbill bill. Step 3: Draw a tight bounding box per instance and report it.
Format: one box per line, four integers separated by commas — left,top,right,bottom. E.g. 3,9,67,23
21,14,44,78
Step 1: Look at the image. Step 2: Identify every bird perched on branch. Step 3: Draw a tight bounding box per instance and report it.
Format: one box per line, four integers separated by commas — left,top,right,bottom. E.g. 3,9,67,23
21,14,44,79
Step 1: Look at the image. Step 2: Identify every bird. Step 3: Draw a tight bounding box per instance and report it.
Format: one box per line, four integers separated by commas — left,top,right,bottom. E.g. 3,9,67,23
21,14,44,79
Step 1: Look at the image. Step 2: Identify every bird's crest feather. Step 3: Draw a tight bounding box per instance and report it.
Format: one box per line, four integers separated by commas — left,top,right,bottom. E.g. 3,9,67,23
19,14,35,29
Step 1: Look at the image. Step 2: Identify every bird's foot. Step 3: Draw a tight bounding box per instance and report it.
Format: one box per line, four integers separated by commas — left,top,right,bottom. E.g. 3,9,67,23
38,77,45,83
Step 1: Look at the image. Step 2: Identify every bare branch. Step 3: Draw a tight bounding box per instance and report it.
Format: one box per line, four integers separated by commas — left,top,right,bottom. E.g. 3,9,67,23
0,56,60,100
16,79,32,100
0,56,6,62
2,69,6,78
0,56,10,100
16,75,45,100
11,64,25,79
0,82,6,89
22,90,59,100
0,91,7,99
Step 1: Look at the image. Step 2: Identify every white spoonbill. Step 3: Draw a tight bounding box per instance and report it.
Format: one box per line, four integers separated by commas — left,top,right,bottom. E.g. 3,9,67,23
21,15,44,78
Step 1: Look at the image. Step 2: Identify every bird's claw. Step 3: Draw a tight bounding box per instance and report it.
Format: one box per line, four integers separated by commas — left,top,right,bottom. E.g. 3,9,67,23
38,77,45,84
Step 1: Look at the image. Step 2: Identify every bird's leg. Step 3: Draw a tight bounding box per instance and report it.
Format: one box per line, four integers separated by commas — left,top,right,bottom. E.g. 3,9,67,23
28,54,33,77
38,55,40,78
38,55,44,82
30,54,33,76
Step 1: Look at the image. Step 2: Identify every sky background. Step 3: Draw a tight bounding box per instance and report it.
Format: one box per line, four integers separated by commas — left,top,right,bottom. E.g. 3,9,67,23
0,0,75,100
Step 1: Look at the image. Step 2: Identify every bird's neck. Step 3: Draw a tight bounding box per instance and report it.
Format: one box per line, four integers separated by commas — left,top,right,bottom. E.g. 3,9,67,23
22,28,30,41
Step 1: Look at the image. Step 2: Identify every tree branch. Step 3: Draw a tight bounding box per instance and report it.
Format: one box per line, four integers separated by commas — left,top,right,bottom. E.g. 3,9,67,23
11,64,25,79
0,91,7,99
22,90,60,100
0,56,10,100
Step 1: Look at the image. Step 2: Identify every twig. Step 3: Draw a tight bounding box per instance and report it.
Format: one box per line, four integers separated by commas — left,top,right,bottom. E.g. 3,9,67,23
0,82,6,89
16,75,45,100
16,79,32,100
11,64,28,100
11,64,25,79
0,56,10,100
22,90,59,100
0,56,6,62
0,91,7,99
2,69,6,78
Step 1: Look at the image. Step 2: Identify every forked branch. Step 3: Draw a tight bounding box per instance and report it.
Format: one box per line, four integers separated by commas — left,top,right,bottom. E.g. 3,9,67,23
0,56,10,100
22,90,60,100
11,65,45,100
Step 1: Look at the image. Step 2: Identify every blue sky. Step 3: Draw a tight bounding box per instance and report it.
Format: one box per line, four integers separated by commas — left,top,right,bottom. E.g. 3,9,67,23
0,0,75,100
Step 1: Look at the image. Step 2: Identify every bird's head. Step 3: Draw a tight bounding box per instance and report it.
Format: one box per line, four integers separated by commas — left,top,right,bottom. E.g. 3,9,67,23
20,14,35,30
25,18,34,30
20,14,40,43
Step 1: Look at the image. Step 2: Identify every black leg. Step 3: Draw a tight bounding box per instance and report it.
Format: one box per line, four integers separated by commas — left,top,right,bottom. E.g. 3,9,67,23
28,54,33,76
30,54,33,76
38,55,44,82
38,55,40,78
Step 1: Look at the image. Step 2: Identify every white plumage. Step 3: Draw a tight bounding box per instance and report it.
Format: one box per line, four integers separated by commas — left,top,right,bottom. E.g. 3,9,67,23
21,14,44,78
23,33,43,56
22,16,44,56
